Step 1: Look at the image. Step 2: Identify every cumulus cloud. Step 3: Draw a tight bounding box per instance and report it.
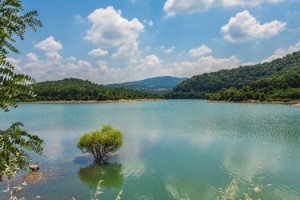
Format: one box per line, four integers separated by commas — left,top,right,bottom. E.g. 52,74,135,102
222,0,282,7
46,52,62,61
164,0,282,16
84,6,144,64
14,52,242,84
84,6,144,47
88,48,109,57
35,36,63,51
171,56,241,77
13,35,243,84
189,45,212,57
141,55,163,66
67,56,77,62
164,0,211,16
111,41,140,64
6,57,22,71
221,10,286,43
261,40,300,63
26,52,39,62
160,46,176,54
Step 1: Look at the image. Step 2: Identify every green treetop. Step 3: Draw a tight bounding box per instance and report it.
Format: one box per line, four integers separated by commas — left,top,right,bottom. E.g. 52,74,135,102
77,125,123,164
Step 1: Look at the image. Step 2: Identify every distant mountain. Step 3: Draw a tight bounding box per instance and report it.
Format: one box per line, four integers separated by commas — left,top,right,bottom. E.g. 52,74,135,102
21,78,161,101
106,76,187,94
168,51,300,100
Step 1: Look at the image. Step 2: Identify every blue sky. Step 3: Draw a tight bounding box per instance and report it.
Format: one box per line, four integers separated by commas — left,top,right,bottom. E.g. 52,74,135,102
8,0,300,84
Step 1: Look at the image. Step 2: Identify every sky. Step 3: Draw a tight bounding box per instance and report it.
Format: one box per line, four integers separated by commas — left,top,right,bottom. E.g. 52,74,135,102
8,0,300,84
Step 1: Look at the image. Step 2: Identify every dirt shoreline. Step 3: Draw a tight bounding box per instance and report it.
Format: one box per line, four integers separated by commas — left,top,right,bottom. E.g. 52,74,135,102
19,99,300,106
208,99,300,106
20,99,163,104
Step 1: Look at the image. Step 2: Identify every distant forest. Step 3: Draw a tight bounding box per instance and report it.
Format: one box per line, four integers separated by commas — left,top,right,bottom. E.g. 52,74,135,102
20,52,300,103
21,78,161,101
168,51,300,101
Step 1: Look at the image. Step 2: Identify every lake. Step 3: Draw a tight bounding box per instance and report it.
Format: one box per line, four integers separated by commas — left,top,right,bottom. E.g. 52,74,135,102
0,100,300,200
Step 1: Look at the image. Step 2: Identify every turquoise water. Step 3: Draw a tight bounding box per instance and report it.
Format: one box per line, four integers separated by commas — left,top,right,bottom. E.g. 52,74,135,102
0,100,300,199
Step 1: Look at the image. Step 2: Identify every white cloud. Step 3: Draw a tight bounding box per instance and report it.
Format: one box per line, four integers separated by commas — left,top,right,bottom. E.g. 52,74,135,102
67,56,77,62
111,41,141,64
164,0,211,16
164,0,283,16
84,6,144,47
15,52,242,84
26,52,39,62
262,40,300,63
148,20,154,28
141,55,163,66
143,19,154,28
161,46,176,54
88,48,109,57
35,36,63,51
15,35,243,84
221,10,286,43
221,0,282,7
189,45,212,57
74,14,85,24
171,56,241,77
6,57,22,71
46,52,62,61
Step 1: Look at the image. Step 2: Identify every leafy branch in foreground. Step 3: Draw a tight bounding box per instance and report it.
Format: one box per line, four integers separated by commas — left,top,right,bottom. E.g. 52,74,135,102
0,0,42,111
0,122,44,180
0,0,44,180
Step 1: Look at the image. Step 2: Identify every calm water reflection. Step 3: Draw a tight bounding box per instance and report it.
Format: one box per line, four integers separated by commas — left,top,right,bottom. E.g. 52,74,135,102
0,100,299,199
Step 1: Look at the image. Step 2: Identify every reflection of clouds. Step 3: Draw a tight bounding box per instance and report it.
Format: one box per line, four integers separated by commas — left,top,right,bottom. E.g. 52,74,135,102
133,194,153,200
165,182,190,200
117,114,164,178
164,176,216,200
272,188,300,200
188,129,216,151
165,176,191,200
43,131,65,163
223,141,283,181
119,136,146,178
145,129,161,143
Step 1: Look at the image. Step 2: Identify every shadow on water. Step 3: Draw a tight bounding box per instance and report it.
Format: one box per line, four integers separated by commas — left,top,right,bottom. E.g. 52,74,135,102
73,155,94,166
77,163,124,190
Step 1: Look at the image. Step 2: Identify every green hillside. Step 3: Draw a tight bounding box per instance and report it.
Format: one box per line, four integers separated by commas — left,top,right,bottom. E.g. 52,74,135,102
106,76,187,94
208,63,300,101
168,51,300,99
22,78,161,101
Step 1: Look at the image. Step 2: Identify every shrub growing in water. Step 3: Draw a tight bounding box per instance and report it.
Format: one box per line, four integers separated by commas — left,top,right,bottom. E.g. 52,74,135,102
77,125,123,164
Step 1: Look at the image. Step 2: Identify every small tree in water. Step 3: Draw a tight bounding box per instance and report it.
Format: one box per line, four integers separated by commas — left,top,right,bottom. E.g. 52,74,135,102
77,125,123,164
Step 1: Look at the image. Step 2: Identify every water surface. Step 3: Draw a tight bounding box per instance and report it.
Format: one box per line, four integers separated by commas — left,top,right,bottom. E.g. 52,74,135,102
0,100,299,199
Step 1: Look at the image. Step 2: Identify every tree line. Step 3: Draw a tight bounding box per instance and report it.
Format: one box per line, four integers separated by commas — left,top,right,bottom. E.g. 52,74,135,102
167,51,300,101
207,63,300,101
20,78,161,101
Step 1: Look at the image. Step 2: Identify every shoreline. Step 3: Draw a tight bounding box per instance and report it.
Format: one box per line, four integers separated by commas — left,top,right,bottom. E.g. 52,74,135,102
208,99,300,106
19,99,300,106
20,98,163,104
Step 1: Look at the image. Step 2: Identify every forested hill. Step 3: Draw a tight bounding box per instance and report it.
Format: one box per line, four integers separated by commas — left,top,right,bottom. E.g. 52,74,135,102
106,76,187,94
24,78,161,101
168,51,300,99
208,62,300,101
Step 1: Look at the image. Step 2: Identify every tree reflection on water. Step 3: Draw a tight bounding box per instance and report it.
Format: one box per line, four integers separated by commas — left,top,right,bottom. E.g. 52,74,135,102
77,163,124,190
